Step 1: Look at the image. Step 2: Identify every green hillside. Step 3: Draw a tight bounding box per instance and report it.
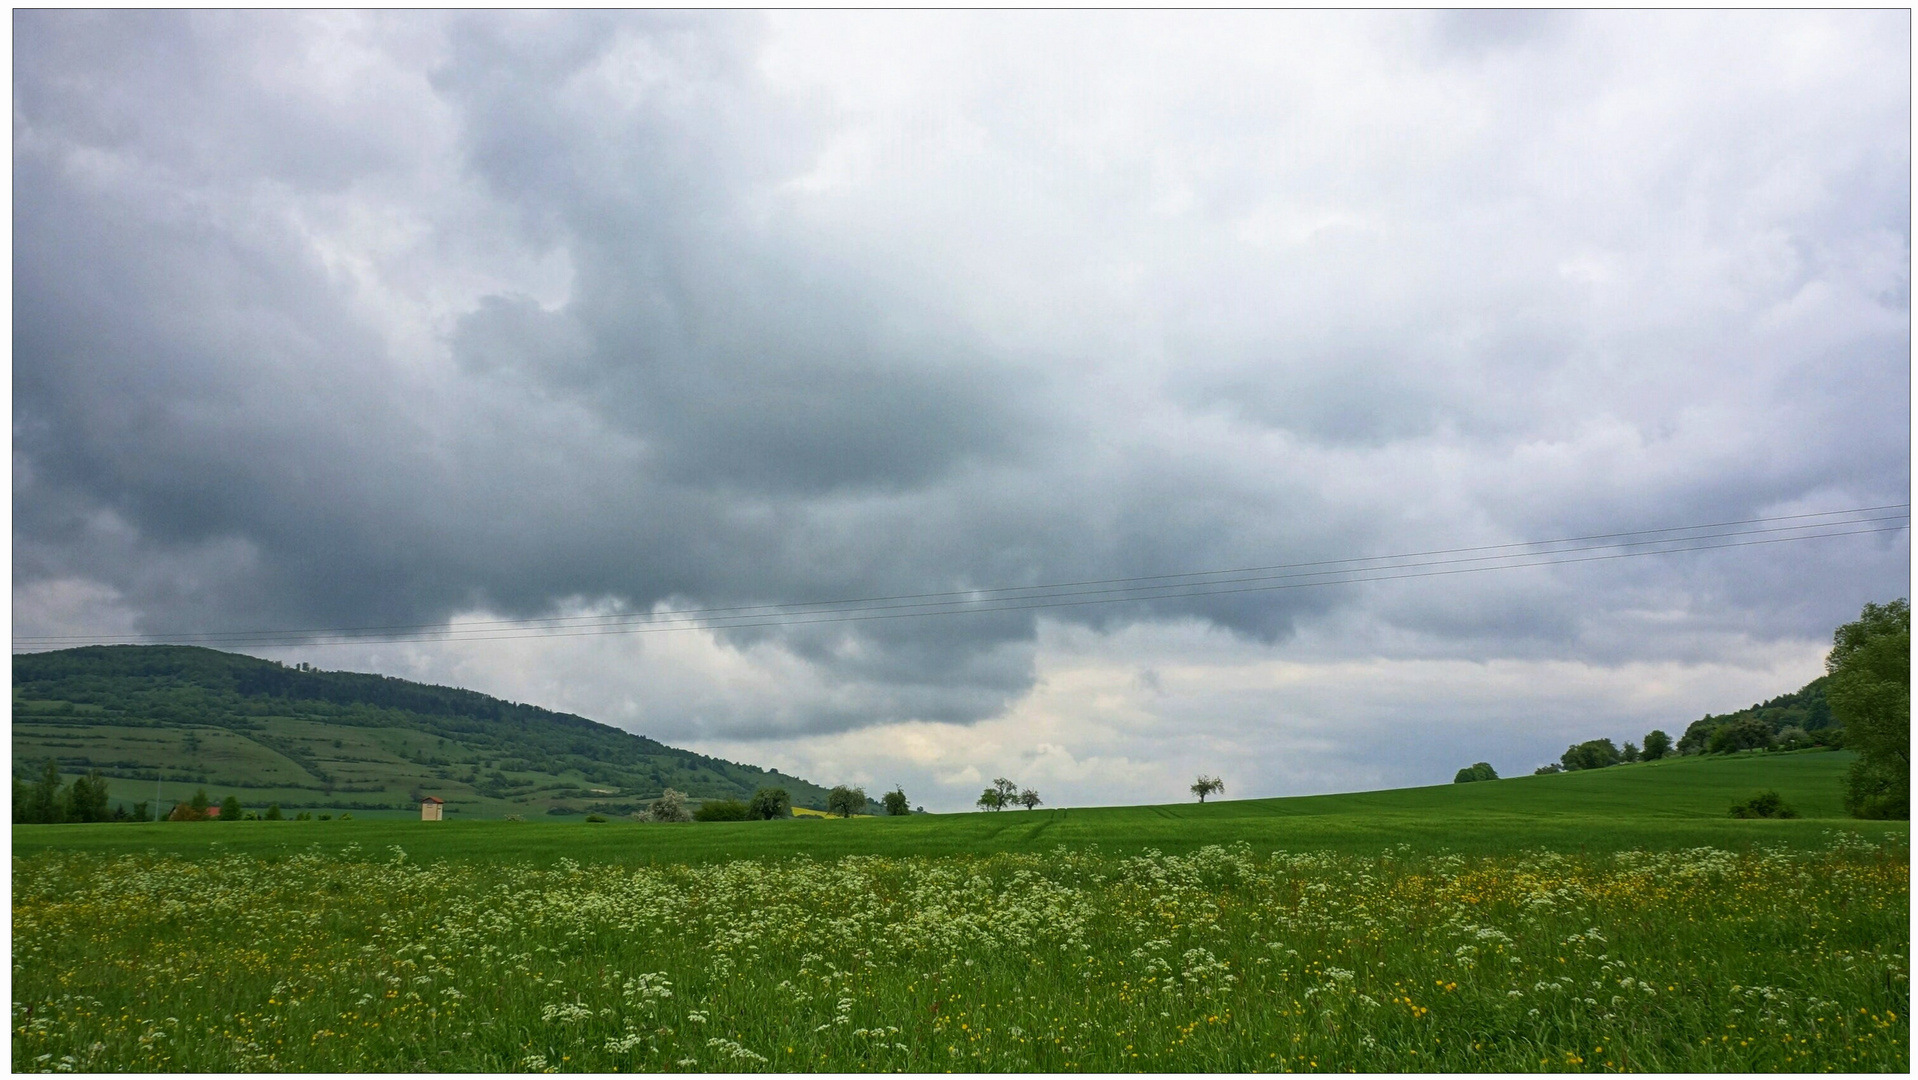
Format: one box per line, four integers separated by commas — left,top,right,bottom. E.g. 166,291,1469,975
11,645,844,817
15,746,1903,867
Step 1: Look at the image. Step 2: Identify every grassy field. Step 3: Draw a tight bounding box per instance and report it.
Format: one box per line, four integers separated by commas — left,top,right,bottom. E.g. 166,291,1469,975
13,750,1909,1072
12,749,1906,867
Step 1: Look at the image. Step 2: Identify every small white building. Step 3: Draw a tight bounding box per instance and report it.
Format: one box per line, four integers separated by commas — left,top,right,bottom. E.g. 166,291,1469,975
420,796,444,821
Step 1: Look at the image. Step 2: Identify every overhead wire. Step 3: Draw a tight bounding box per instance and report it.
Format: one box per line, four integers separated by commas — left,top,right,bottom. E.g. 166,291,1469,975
11,504,1907,650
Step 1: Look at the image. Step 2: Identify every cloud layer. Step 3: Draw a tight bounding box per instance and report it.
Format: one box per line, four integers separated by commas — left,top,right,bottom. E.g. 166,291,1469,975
13,11,1909,806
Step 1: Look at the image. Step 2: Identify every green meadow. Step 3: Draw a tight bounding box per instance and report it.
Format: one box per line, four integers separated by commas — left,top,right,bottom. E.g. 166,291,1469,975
13,751,1909,1072
11,749,1904,866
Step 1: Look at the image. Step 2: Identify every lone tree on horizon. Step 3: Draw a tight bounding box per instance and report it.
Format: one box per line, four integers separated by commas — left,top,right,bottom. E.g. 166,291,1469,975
1018,787,1042,810
827,784,867,818
1191,775,1224,803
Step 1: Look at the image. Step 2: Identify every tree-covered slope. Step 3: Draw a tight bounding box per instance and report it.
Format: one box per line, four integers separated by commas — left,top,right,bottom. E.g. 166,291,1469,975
1676,676,1837,753
12,645,840,816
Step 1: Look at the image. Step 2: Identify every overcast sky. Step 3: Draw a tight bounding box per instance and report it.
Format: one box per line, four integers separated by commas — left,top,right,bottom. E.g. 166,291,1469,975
13,10,1910,809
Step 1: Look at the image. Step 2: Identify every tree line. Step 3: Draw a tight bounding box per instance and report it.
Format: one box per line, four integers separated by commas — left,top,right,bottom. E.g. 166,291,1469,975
10,758,308,823
635,783,915,822
1450,599,1908,820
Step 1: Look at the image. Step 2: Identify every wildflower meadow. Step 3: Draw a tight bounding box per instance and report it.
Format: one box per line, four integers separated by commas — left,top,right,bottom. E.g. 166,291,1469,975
12,832,1907,1072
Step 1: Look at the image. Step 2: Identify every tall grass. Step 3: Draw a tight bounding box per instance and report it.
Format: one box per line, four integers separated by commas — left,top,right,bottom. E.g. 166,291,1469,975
13,833,1907,1072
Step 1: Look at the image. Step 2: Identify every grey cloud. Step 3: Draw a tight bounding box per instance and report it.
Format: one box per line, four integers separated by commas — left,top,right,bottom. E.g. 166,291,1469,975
13,11,1909,747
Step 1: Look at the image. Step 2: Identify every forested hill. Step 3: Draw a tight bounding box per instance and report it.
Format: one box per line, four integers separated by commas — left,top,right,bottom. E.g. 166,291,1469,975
12,645,838,816
1677,676,1835,753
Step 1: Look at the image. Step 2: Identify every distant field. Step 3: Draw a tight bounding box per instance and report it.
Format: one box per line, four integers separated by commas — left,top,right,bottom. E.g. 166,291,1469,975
13,750,1906,866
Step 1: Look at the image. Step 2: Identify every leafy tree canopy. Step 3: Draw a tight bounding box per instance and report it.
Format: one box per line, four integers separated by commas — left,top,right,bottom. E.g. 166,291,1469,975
1827,599,1909,819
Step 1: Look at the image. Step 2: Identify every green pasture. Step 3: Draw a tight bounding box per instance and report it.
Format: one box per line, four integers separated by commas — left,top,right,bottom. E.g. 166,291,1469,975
14,750,1904,867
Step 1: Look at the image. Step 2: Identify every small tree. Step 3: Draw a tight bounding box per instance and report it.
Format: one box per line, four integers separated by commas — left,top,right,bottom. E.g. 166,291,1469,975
747,787,792,820
1642,730,1672,761
827,785,867,818
1018,788,1042,810
188,788,212,819
648,788,692,823
1620,742,1642,763
976,788,1005,812
264,803,284,821
221,795,244,822
882,786,910,816
1191,775,1224,803
992,777,1019,808
63,770,112,823
28,759,63,824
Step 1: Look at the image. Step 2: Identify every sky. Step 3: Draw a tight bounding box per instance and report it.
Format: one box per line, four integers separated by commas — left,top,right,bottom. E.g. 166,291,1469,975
12,10,1910,810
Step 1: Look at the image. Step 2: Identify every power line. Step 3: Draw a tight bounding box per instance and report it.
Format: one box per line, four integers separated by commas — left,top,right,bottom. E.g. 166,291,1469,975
31,502,1907,645
13,505,1905,650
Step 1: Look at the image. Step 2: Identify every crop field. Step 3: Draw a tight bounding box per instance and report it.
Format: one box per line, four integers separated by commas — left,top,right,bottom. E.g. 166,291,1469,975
12,752,1910,1073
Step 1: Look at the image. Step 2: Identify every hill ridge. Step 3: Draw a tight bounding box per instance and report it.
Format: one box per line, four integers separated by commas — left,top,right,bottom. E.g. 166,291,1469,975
12,644,840,816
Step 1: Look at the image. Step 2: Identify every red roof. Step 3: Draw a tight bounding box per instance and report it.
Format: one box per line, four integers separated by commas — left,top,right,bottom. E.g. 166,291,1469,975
421,796,444,804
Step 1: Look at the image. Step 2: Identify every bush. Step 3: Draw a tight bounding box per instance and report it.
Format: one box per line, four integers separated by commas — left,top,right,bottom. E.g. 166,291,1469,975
584,814,608,823
1729,791,1798,819
1560,739,1622,772
1453,762,1498,784
693,799,749,822
747,787,792,820
646,788,692,823
1533,763,1562,775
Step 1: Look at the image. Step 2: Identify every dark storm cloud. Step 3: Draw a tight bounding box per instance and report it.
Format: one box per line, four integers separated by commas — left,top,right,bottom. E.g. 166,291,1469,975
13,11,1910,744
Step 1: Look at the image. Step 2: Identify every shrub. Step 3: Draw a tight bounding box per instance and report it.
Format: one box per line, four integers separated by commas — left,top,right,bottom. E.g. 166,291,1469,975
584,814,608,823
1453,762,1498,784
693,799,749,822
1729,791,1798,819
647,788,692,823
747,787,792,820
1560,739,1621,772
